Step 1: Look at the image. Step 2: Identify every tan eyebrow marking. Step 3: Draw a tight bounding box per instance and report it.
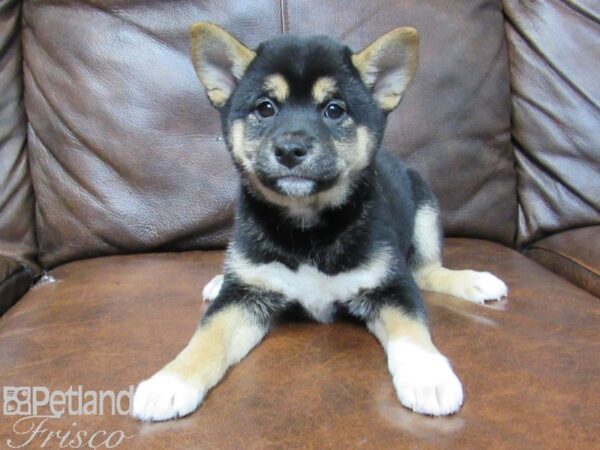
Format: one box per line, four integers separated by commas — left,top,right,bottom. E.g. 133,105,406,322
312,77,338,104
263,74,289,103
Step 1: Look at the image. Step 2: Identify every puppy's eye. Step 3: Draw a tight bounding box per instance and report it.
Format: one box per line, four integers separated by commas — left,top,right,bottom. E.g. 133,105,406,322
255,99,277,118
324,101,346,120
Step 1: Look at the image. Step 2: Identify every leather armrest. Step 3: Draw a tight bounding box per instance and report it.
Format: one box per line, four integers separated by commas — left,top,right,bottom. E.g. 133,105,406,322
0,255,33,315
526,226,600,298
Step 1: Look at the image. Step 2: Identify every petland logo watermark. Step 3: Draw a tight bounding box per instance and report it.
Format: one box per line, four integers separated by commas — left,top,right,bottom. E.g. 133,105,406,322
3,386,135,448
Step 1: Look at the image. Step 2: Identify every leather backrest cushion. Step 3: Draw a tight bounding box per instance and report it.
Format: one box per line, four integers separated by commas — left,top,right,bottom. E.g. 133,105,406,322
0,0,38,272
503,0,600,246
23,0,515,268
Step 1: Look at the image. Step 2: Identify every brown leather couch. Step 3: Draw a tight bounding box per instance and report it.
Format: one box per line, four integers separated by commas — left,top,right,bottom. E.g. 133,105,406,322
1,1,598,448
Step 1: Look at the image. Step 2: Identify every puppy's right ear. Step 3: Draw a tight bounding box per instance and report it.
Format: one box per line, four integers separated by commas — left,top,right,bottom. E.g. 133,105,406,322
189,22,256,107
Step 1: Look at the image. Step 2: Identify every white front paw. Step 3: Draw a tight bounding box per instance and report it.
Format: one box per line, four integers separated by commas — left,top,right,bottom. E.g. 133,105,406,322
389,342,463,416
132,372,204,421
202,274,224,302
458,270,507,303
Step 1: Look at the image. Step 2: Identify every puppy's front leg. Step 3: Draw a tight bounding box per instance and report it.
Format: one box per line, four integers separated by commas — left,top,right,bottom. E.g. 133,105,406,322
133,286,270,421
368,305,463,416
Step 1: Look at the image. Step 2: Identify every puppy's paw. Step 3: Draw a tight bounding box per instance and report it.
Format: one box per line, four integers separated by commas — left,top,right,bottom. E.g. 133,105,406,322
202,274,224,302
455,270,507,303
416,266,507,304
389,343,463,416
132,372,204,421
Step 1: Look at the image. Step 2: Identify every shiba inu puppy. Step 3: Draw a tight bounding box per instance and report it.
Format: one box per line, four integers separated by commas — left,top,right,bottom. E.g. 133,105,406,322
133,22,507,421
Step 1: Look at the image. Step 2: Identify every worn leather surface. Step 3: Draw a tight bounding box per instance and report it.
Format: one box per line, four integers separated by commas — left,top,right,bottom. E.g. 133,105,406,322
0,0,38,272
526,226,600,298
0,239,597,449
0,255,32,315
502,0,600,246
22,0,515,269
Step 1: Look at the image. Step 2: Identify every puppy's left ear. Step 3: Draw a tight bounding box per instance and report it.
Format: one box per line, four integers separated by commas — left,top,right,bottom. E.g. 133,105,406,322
352,27,419,112
189,22,256,107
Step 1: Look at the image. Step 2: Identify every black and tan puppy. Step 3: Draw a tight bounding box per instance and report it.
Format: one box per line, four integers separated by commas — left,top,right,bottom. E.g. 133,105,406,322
133,23,507,421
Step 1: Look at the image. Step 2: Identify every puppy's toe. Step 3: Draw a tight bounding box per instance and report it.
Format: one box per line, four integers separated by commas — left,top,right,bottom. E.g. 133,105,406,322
132,372,204,421
391,350,463,416
460,271,507,303
202,274,224,302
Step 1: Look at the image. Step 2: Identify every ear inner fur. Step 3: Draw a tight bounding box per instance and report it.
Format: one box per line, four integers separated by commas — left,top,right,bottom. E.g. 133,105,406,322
351,27,419,112
189,22,256,107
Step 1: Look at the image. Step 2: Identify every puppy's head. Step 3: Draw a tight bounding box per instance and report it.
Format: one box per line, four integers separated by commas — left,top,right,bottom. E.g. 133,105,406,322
190,23,418,211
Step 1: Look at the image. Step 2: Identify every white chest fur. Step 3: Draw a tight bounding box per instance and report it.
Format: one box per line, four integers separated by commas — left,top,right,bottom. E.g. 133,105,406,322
227,248,392,322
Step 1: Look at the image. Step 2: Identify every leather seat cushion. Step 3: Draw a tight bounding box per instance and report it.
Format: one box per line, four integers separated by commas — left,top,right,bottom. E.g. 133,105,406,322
0,239,597,448
526,226,600,298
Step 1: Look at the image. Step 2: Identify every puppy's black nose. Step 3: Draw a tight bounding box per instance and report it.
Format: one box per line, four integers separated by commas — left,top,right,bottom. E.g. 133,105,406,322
273,136,312,169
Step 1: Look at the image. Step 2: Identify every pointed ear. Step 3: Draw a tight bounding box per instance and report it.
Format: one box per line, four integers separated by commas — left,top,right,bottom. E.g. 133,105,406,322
189,22,256,107
351,27,419,112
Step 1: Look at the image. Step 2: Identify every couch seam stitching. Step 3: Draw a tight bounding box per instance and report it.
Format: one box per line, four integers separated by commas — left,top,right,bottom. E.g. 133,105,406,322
527,247,600,279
